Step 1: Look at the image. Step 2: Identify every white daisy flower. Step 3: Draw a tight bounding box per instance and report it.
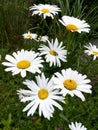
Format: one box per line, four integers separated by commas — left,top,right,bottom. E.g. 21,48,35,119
17,73,65,120
69,122,87,130
38,35,49,42
2,49,43,78
53,68,92,101
30,4,61,19
39,38,67,67
59,16,90,33
84,43,98,60
22,31,38,41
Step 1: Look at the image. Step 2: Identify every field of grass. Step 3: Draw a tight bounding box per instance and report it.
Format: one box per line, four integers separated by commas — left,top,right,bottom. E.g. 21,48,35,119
0,0,98,130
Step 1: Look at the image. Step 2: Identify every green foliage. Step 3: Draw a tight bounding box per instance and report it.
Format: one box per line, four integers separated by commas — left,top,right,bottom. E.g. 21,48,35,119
0,113,12,130
0,0,30,47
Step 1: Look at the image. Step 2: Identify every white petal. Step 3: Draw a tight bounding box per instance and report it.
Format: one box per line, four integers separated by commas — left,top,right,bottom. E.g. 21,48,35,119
21,70,26,77
73,90,85,101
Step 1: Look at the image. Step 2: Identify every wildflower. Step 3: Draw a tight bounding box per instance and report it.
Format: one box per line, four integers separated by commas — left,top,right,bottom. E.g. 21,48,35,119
53,68,92,101
84,43,98,60
39,38,67,67
59,16,90,33
30,4,61,19
38,35,49,42
69,122,87,130
22,31,38,41
2,49,43,77
17,73,65,120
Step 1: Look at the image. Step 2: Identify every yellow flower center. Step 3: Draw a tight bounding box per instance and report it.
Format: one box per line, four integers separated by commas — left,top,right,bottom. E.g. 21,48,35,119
41,8,50,13
38,89,49,100
66,24,78,31
26,35,32,39
49,50,57,56
63,79,77,90
92,51,98,56
17,60,30,69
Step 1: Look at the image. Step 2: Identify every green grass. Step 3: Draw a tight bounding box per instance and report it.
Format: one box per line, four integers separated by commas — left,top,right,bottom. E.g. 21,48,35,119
0,0,98,130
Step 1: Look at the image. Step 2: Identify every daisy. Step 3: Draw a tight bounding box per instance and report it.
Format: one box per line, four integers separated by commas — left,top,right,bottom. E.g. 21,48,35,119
39,38,67,67
53,68,92,101
59,16,90,33
22,31,38,41
69,122,87,130
84,43,98,60
2,49,43,77
38,35,49,42
17,73,65,120
30,4,61,19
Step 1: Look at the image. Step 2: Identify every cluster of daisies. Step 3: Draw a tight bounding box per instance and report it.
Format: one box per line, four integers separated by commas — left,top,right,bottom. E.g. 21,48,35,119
2,2,98,130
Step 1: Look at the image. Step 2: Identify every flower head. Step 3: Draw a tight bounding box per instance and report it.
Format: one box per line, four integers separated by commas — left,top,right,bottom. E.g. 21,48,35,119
69,122,87,130
59,16,90,33
22,31,38,41
2,49,43,77
30,4,61,19
84,43,98,60
53,68,92,101
17,73,65,120
39,38,67,67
